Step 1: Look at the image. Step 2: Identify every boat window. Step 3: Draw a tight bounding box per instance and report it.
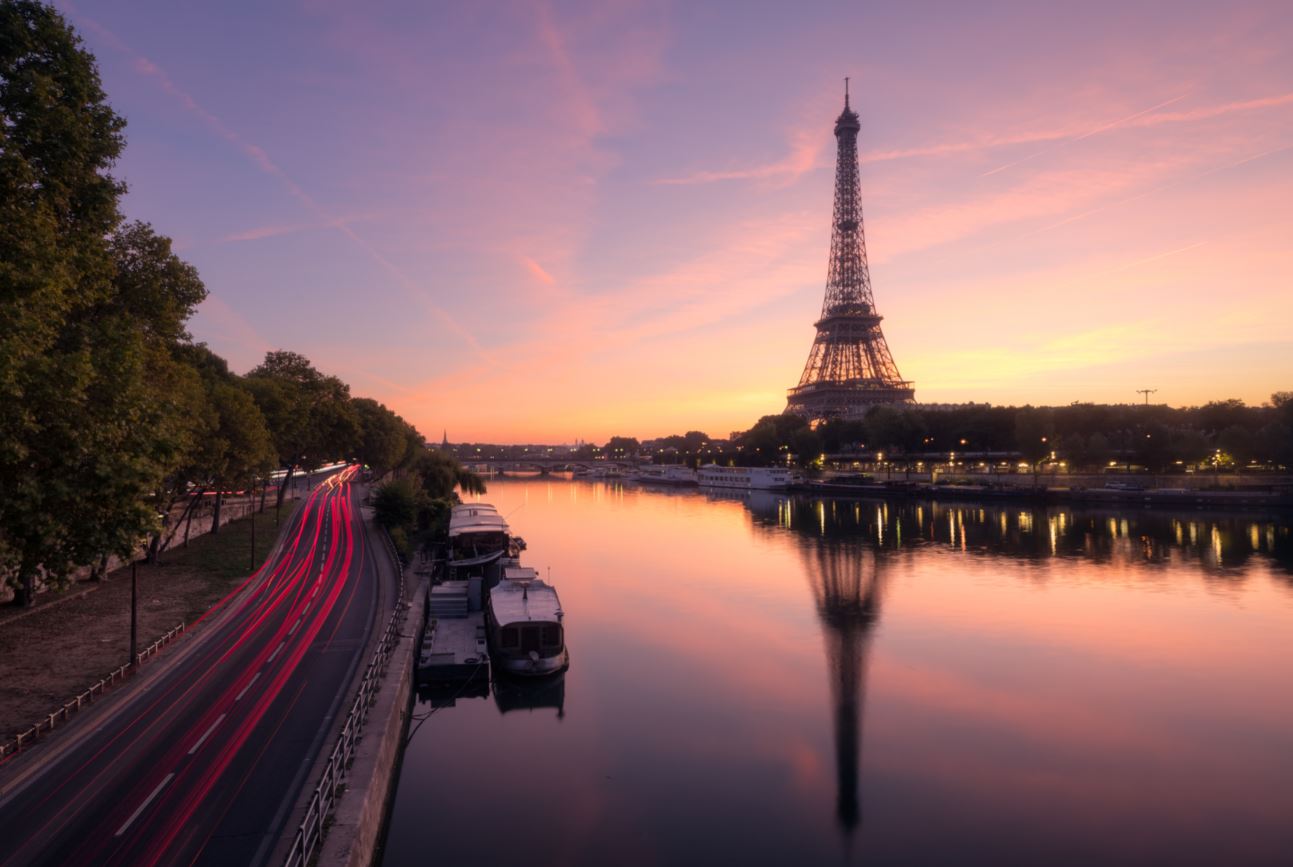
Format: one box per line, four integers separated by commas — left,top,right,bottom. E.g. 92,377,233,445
521,627,541,652
500,627,519,648
541,625,561,647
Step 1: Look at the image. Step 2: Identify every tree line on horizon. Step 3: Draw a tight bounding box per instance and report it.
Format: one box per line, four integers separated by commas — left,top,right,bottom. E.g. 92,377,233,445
0,3,441,606
450,396,1293,474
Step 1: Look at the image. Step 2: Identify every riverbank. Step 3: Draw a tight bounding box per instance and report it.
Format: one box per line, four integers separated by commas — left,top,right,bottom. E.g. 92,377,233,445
0,501,303,739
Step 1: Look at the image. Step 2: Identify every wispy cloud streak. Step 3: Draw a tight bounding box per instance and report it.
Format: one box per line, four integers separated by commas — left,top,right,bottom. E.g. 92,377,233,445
66,7,484,358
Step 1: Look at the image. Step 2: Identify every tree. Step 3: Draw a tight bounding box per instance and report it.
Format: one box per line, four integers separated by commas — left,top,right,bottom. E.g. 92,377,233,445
372,478,420,531
737,414,810,464
353,397,413,477
1013,408,1055,481
789,427,824,465
1,2,162,605
865,406,925,459
416,450,486,499
245,351,360,505
1217,425,1255,468
603,436,640,459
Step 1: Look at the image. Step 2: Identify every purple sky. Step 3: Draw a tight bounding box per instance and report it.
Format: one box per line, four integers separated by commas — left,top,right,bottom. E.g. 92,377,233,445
63,0,1293,442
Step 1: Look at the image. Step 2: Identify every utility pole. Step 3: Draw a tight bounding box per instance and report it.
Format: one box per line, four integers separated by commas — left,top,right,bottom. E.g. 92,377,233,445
130,560,138,666
1136,388,1157,406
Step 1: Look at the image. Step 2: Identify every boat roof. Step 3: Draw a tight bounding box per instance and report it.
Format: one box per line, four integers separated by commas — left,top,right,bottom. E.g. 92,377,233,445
491,578,563,626
449,503,509,537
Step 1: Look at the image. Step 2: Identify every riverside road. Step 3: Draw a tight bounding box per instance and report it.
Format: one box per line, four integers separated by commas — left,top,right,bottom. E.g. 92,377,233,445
0,466,398,866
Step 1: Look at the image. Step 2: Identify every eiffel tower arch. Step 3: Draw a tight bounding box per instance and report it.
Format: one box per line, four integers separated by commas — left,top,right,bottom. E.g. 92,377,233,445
787,82,914,422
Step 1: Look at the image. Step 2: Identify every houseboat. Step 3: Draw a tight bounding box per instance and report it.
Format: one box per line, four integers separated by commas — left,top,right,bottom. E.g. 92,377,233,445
696,464,798,490
487,565,569,677
633,465,697,486
447,502,523,582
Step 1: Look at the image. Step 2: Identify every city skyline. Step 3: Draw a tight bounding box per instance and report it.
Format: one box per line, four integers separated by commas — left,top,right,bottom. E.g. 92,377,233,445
66,0,1293,442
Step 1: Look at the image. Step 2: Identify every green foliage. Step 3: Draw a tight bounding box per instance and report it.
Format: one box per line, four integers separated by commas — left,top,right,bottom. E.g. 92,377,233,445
372,478,420,531
245,350,361,492
0,3,174,605
352,397,418,477
0,10,439,605
388,526,411,561
416,449,486,499
603,436,640,458
737,414,809,461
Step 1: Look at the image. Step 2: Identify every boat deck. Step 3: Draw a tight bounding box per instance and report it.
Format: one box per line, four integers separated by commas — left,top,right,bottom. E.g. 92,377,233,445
417,611,490,685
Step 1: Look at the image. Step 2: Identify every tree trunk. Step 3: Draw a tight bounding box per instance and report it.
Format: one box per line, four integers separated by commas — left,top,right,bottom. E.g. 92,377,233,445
212,490,224,535
183,489,203,547
146,532,162,564
15,551,37,607
276,466,295,508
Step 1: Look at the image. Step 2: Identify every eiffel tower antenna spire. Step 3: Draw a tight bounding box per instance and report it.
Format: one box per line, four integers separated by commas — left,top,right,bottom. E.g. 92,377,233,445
786,82,914,421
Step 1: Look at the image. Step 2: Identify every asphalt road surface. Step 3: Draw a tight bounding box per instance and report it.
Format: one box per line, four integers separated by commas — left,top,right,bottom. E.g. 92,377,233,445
0,466,397,866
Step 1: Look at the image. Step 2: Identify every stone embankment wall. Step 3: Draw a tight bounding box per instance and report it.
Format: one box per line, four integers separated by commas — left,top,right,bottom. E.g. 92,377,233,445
0,483,306,606
315,582,424,867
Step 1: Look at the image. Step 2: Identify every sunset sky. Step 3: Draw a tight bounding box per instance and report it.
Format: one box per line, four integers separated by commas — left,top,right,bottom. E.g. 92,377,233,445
64,0,1293,443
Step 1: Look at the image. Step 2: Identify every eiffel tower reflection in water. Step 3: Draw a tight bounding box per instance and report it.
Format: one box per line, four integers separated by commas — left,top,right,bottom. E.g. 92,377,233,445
746,493,890,852
806,534,883,844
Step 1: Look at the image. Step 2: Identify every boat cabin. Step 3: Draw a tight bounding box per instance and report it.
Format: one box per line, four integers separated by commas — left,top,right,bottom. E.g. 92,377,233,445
487,566,568,676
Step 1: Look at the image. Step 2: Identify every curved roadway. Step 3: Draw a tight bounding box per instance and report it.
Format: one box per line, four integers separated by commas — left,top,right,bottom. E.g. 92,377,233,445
0,465,396,866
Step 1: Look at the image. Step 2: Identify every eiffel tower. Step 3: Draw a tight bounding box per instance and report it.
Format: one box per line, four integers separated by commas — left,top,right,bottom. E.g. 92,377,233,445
786,81,914,421
804,537,884,841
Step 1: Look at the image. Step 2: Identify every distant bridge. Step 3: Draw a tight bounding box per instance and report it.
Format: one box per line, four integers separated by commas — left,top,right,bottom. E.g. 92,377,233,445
462,457,638,475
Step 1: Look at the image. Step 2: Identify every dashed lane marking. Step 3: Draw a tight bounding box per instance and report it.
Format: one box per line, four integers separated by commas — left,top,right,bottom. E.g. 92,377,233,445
115,772,174,837
235,672,261,702
188,714,226,755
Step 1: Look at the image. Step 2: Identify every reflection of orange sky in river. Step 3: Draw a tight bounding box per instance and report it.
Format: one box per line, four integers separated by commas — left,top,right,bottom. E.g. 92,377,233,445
409,480,1293,863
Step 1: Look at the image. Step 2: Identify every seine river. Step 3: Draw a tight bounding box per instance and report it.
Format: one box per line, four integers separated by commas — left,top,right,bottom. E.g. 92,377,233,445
381,478,1293,866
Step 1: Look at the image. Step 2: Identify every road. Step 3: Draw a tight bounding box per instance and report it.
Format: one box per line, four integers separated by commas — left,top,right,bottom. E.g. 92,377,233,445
0,465,397,866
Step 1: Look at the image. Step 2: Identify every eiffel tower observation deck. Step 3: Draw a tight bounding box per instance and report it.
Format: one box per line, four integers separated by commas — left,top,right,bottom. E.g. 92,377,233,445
786,82,914,421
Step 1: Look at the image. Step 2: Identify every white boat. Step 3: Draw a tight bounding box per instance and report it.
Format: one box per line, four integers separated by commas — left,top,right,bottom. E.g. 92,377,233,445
633,465,697,486
487,566,569,677
696,464,798,490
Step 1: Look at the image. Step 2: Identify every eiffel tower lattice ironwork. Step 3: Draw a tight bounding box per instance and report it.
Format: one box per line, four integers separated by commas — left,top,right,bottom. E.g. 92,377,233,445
786,81,914,420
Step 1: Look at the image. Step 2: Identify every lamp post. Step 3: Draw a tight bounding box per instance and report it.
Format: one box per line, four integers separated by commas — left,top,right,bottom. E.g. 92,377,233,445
130,560,138,665
250,477,257,572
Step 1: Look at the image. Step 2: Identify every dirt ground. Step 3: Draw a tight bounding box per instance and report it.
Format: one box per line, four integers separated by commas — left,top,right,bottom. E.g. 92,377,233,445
0,501,303,739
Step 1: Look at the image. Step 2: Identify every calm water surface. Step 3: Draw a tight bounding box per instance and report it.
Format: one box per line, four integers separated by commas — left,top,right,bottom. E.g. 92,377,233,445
381,479,1293,866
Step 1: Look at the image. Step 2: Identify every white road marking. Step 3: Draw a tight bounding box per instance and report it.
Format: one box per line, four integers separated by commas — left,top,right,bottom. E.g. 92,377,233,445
188,714,226,755
235,672,261,702
288,618,301,636
267,641,286,663
115,773,174,836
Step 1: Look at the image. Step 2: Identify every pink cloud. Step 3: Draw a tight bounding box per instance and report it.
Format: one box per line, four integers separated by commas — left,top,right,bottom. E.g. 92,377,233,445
655,128,825,186
68,9,484,359
521,255,556,285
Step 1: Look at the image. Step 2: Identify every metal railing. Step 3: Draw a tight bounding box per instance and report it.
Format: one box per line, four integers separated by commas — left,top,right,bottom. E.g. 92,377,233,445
0,623,185,762
283,530,407,867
